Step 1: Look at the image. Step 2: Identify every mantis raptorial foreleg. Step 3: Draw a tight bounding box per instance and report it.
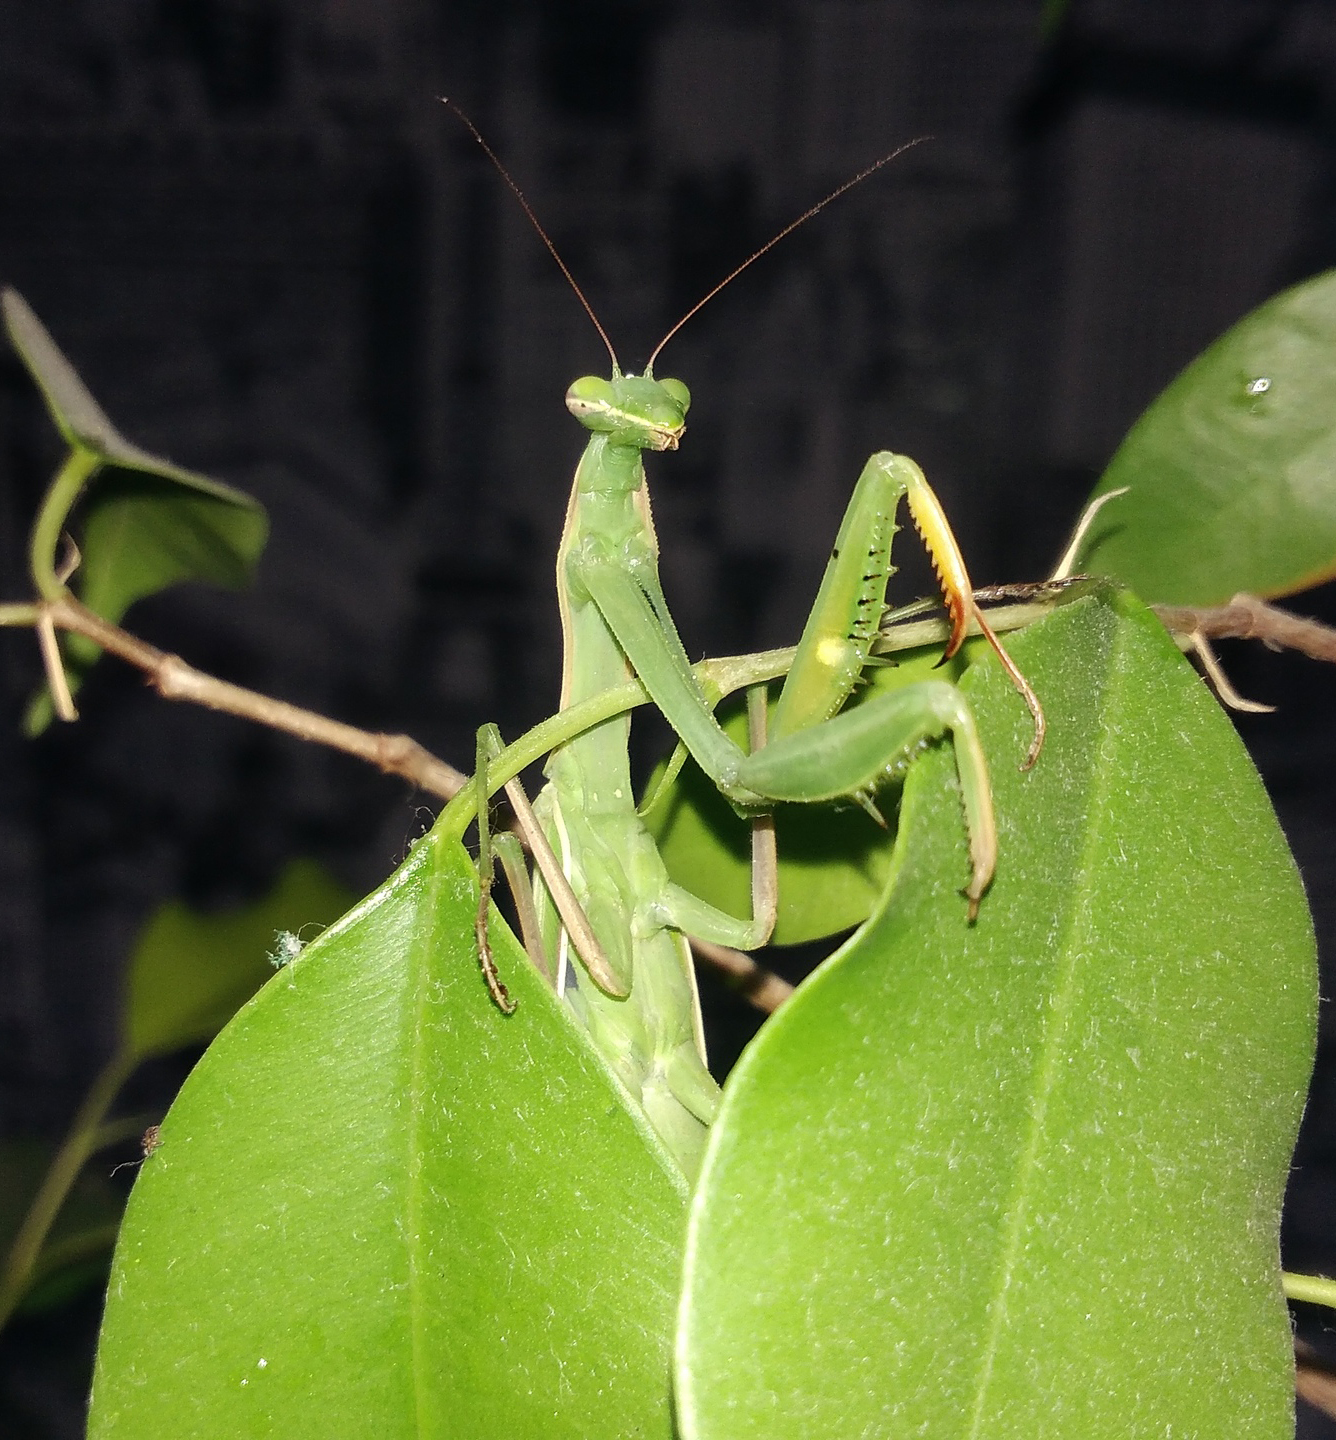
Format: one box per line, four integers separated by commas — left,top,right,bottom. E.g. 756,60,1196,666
571,439,1025,914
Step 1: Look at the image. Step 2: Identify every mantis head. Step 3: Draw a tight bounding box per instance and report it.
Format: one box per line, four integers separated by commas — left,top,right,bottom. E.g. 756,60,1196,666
565,373,691,452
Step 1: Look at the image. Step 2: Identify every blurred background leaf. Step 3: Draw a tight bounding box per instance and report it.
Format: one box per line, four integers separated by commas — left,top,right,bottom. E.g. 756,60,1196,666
123,858,354,1064
0,860,355,1331
0,1142,125,1318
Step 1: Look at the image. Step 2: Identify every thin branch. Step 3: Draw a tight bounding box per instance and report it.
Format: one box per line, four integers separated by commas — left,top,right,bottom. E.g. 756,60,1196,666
1296,1340,1336,1422
1183,631,1275,713
874,591,1098,660
689,937,794,1014
1153,594,1336,664
11,594,801,1017
35,609,76,720
42,594,468,800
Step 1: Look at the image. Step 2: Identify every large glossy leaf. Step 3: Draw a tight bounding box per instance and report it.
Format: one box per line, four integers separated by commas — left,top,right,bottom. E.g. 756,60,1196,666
123,858,354,1063
677,594,1315,1438
1080,269,1336,603
90,831,686,1439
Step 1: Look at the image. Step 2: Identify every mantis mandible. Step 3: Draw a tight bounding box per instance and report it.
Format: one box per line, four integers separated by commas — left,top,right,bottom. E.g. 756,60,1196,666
440,105,1043,1180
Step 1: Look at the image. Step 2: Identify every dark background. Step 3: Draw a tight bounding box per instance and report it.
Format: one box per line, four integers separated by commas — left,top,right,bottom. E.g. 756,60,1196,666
4,1,1336,1435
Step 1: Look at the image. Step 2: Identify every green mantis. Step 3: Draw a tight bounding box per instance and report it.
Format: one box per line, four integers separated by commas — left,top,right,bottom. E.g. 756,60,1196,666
439,108,1042,1180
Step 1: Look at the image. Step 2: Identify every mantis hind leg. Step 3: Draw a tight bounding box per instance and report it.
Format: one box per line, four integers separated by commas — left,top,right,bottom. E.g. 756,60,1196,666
472,723,629,1011
472,724,517,1014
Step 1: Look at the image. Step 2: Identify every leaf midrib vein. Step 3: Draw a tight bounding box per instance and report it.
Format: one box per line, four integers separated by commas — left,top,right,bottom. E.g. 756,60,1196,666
964,619,1125,1439
407,849,435,1438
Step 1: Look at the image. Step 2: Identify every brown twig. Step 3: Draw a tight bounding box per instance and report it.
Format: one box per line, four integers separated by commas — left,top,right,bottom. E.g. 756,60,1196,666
1153,593,1336,664
20,594,798,1014
34,588,1336,1021
689,937,794,1014
1296,1340,1336,1422
42,594,469,800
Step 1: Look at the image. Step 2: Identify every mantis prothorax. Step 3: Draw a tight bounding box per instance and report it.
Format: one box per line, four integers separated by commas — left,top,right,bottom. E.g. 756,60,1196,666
442,103,1042,1179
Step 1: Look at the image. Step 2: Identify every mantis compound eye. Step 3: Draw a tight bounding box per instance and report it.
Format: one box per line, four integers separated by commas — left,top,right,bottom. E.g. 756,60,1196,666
565,376,620,430
659,377,691,415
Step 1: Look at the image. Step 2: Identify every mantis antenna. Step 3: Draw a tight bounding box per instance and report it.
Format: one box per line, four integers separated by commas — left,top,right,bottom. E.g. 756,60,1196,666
645,136,930,373
440,97,622,375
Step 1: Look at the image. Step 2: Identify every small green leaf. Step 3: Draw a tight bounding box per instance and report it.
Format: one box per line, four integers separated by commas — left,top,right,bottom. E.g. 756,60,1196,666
4,289,268,734
123,859,354,1063
90,833,685,1438
3,289,133,462
21,457,269,733
70,471,269,653
1081,268,1336,603
22,460,269,732
677,595,1315,1438
3,289,245,493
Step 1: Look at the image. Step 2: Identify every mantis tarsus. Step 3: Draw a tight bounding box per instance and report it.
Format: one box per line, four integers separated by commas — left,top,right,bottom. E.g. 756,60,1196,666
440,105,1043,1179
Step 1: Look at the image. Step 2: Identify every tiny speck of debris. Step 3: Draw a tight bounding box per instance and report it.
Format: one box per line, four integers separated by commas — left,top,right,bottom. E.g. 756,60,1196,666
1246,377,1271,396
256,1358,268,1369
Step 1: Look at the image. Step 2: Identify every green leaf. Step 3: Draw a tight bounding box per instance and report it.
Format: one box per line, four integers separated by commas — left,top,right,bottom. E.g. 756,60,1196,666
3,288,268,733
4,289,241,492
90,832,686,1439
645,645,969,946
0,1140,124,1314
22,457,269,732
123,859,354,1063
25,473,271,735
70,470,268,650
677,594,1315,1438
1080,268,1336,603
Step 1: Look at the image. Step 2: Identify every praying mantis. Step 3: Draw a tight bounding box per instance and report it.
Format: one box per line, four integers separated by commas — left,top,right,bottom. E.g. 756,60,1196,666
438,107,1043,1180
